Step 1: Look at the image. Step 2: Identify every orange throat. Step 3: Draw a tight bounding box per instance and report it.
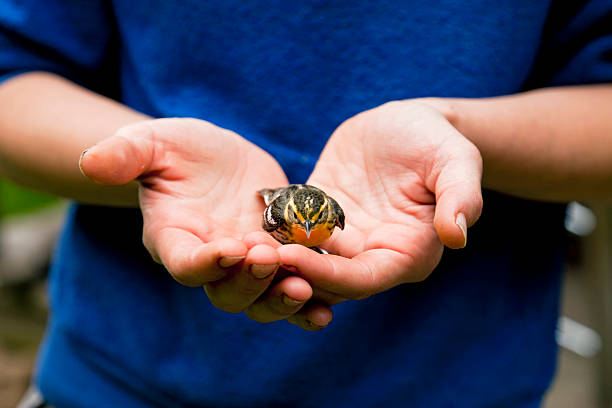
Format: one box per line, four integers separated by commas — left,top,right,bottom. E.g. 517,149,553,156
288,223,334,247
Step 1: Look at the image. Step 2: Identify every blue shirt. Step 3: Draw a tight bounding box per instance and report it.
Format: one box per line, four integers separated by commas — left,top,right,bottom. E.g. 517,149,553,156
1,1,610,407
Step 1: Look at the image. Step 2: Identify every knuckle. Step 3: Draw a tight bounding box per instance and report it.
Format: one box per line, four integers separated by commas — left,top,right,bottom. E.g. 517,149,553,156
168,268,200,287
268,300,297,315
172,276,196,287
142,244,161,265
244,308,275,323
465,191,484,224
463,142,484,170
286,315,300,326
236,283,264,297
346,263,377,300
115,120,154,141
205,282,263,313
406,269,431,283
164,254,201,287
208,297,245,314
411,274,428,283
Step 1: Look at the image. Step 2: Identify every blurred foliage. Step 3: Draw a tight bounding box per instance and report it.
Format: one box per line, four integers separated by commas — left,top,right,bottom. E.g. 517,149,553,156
0,179,58,217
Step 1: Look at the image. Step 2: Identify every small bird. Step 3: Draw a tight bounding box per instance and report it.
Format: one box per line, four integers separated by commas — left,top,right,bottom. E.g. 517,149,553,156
257,184,345,248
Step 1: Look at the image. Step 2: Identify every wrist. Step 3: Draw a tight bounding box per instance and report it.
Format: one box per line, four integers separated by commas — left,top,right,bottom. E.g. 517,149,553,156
413,97,464,131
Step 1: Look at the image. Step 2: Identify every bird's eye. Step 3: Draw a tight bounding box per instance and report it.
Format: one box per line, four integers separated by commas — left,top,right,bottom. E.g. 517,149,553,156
313,206,327,223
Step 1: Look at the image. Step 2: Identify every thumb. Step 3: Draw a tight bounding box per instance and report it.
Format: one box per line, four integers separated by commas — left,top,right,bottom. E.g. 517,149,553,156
79,122,155,185
432,145,483,249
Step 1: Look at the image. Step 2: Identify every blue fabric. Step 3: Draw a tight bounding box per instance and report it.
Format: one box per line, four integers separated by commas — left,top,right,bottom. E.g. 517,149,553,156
0,1,610,406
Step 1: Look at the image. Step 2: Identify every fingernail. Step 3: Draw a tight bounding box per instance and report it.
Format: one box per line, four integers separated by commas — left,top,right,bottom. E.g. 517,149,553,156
282,294,304,307
456,212,467,248
78,149,88,176
250,264,277,279
218,256,245,268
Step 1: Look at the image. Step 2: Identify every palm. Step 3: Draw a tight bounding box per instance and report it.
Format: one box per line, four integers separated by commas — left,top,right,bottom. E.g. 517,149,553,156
278,101,482,300
82,118,289,288
137,119,288,245
309,137,443,279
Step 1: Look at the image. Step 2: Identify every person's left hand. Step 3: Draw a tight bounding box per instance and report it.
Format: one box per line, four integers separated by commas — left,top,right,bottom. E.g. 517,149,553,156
246,100,483,330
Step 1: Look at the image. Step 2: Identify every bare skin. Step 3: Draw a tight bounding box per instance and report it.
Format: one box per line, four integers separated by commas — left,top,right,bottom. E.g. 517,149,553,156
0,73,314,323
426,85,612,202
79,117,319,319
250,89,612,327
1,72,611,330
251,102,484,324
0,73,144,206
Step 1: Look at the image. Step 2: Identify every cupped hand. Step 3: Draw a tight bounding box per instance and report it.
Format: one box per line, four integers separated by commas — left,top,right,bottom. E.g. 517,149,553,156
269,100,483,323
79,118,312,315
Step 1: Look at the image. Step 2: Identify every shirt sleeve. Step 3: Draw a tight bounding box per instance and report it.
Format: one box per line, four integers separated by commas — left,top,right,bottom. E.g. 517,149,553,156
0,0,116,91
525,0,612,88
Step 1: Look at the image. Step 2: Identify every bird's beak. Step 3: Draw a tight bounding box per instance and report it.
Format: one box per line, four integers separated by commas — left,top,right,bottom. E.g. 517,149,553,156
302,220,312,239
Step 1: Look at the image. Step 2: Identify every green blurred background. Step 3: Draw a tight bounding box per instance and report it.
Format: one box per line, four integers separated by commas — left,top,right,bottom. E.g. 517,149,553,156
0,180,58,217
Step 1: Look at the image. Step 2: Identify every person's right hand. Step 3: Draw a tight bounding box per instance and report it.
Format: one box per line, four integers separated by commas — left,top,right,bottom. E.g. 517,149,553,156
79,118,313,316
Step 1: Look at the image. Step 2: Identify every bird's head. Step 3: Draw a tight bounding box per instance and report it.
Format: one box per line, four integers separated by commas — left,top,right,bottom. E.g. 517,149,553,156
285,187,329,239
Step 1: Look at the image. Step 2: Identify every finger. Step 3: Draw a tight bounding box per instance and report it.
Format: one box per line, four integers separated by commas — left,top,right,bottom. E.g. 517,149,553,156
245,276,313,323
146,227,247,286
432,143,483,249
242,231,282,250
79,122,156,185
203,244,280,313
279,244,373,299
287,303,333,331
279,244,441,299
309,286,348,306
